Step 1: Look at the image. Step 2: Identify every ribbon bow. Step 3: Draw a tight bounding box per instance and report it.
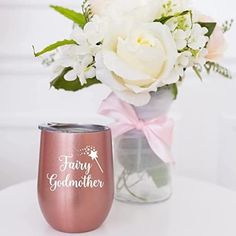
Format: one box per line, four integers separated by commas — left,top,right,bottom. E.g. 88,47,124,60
98,93,174,163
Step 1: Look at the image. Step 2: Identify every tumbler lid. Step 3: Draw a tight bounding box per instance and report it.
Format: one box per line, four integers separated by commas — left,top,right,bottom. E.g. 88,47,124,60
39,123,110,133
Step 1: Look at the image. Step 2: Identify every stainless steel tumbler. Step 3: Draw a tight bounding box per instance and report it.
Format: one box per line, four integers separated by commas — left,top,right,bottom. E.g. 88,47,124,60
38,123,114,233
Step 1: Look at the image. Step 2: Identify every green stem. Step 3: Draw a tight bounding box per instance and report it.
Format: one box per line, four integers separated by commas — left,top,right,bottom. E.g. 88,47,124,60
122,172,147,202
127,173,145,188
116,170,125,191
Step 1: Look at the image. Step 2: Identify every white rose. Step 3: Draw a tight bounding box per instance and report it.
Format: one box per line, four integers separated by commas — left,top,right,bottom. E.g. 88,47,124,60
95,22,178,106
90,0,163,22
89,0,108,15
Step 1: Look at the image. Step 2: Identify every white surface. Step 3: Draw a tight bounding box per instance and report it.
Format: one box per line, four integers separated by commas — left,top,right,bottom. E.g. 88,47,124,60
0,0,236,190
0,177,236,236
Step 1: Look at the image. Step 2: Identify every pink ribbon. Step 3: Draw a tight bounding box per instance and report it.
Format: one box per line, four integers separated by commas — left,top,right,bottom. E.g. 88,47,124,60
98,93,174,163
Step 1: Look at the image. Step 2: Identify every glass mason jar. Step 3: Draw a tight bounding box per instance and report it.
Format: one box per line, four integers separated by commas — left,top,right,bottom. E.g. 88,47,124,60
114,88,174,204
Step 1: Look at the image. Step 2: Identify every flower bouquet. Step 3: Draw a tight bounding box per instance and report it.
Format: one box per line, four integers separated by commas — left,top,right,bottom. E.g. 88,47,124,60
34,0,232,203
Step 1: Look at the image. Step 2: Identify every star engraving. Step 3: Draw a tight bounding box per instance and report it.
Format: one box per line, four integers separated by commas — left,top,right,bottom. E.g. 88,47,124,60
88,150,98,160
88,150,104,173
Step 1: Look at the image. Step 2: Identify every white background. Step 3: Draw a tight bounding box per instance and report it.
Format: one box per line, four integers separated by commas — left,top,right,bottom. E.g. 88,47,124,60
0,0,236,190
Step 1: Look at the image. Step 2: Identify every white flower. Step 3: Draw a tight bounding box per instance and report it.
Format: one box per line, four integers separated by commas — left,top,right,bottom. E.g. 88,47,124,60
71,20,103,56
64,55,96,85
91,0,163,23
89,0,108,15
188,24,209,50
52,45,81,74
52,46,95,85
71,16,104,55
165,12,192,50
166,11,192,31
173,29,188,50
173,51,192,77
84,17,104,45
51,19,104,85
95,21,178,106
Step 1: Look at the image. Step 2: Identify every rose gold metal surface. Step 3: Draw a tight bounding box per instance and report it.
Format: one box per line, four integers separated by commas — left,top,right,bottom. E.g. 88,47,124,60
38,124,114,233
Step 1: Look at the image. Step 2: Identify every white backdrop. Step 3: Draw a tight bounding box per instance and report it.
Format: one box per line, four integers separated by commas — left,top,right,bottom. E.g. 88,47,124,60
0,0,236,190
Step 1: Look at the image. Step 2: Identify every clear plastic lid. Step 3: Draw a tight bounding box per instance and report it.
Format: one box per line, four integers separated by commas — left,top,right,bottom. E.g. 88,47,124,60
39,123,110,133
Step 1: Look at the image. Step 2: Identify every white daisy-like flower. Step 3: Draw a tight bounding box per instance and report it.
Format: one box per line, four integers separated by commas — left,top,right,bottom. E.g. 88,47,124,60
52,45,82,75
173,51,192,77
173,29,189,50
71,23,103,56
165,12,192,51
188,24,209,50
64,55,96,85
52,19,103,85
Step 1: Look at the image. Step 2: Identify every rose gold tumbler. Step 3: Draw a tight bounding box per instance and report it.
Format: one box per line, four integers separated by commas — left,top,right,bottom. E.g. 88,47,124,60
38,123,114,233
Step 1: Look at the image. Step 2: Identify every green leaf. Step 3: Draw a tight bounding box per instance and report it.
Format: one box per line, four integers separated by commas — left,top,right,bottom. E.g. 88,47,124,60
147,165,170,188
170,83,178,100
192,64,203,81
82,0,93,22
155,15,173,24
198,22,217,37
33,39,76,57
204,61,232,79
155,10,190,24
222,19,234,33
50,67,101,92
50,5,86,27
